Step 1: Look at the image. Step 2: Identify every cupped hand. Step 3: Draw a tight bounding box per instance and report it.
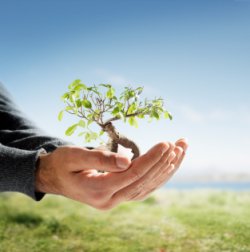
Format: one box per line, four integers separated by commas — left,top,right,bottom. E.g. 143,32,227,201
35,139,188,210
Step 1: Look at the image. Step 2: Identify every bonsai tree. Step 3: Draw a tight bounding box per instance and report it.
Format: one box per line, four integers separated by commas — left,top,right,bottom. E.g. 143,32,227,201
58,80,172,160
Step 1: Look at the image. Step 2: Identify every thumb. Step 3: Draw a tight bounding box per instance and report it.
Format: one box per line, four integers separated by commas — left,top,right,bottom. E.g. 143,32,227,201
76,148,131,172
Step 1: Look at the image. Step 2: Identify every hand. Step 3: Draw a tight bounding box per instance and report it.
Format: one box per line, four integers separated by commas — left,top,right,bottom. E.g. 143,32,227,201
35,139,188,210
128,138,188,201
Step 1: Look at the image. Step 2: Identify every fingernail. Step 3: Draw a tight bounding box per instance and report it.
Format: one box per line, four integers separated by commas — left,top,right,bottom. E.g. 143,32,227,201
180,137,188,142
169,151,176,161
171,151,176,159
167,164,175,174
161,144,169,156
178,149,184,158
116,156,130,169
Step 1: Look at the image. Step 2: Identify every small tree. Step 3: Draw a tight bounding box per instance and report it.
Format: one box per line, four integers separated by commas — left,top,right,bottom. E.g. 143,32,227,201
58,80,172,160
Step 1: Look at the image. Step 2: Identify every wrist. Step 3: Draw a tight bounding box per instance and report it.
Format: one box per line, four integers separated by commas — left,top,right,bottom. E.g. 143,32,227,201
35,151,54,194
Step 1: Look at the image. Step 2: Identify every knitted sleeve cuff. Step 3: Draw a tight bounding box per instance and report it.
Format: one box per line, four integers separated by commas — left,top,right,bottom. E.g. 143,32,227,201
0,144,47,201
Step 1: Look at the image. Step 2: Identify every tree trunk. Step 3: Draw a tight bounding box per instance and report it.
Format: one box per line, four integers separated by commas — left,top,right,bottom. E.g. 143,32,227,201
102,122,140,160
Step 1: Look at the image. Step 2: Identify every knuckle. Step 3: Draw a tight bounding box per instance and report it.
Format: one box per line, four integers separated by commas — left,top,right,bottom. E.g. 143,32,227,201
176,146,183,152
64,147,79,165
169,142,175,149
158,142,170,150
95,152,105,167
175,146,183,156
125,184,143,200
158,155,167,167
129,190,142,201
64,148,73,163
97,152,116,168
158,142,173,154
129,168,141,183
95,202,115,211
136,189,155,201
135,194,147,201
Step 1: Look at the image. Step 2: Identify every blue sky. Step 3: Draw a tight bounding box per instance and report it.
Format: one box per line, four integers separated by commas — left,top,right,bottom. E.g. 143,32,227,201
1,0,250,179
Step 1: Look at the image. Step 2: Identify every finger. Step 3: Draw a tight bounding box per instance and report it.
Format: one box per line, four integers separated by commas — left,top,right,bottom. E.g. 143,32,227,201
133,140,188,201
135,147,187,201
175,138,188,153
141,145,182,190
174,139,188,170
66,147,131,172
157,163,177,188
154,148,186,189
157,139,186,170
109,144,175,204
133,146,187,201
133,164,175,201
170,146,184,165
133,143,175,183
168,141,187,171
104,142,171,191
148,146,186,192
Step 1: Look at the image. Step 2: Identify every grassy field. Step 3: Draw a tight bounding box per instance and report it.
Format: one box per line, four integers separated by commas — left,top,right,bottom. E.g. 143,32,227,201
0,190,250,252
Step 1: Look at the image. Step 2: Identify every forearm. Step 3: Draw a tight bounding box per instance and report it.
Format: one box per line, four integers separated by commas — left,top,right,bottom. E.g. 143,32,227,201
0,143,45,200
0,83,71,200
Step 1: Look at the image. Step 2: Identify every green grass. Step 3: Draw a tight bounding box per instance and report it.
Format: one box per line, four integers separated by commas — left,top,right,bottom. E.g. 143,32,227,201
0,190,250,252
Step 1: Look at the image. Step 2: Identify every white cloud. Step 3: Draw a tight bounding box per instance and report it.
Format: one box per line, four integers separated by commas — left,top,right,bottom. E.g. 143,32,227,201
177,104,250,124
93,68,160,96
178,105,204,123
93,69,130,86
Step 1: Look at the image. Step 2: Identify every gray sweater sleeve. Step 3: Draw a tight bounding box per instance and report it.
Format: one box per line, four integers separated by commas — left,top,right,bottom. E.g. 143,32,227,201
0,83,71,201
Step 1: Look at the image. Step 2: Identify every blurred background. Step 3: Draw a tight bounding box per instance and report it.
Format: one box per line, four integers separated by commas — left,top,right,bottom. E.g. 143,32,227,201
1,0,250,188
1,1,250,251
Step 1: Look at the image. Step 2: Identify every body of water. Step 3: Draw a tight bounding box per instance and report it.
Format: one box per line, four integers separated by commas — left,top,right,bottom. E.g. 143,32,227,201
165,182,250,191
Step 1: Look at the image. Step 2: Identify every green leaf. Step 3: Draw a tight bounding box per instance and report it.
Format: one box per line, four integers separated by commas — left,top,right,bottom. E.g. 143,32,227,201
100,84,111,88
65,106,73,111
127,103,137,114
128,117,138,128
106,87,115,99
87,119,93,126
137,113,144,119
94,109,100,115
58,110,64,121
116,112,123,119
84,131,98,142
75,99,82,108
169,112,173,120
112,106,120,115
61,92,70,100
85,132,91,142
65,124,78,136
82,99,92,109
90,86,101,95
153,111,160,120
90,132,98,140
136,86,144,95
75,84,87,91
164,111,170,119
128,90,135,98
78,132,85,137
99,130,104,136
87,114,93,120
68,79,80,90
78,120,86,128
